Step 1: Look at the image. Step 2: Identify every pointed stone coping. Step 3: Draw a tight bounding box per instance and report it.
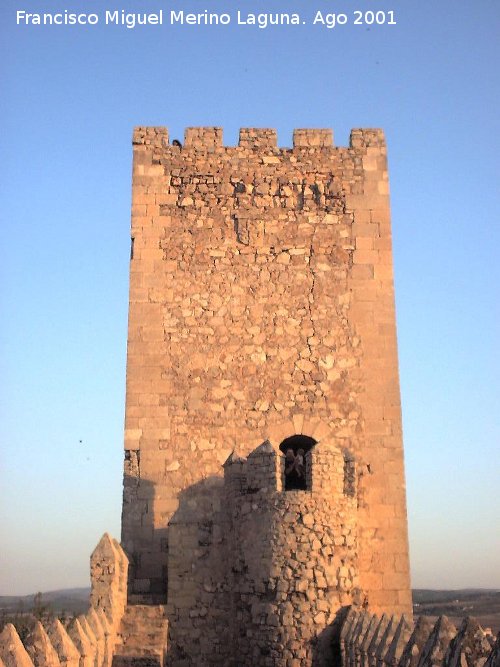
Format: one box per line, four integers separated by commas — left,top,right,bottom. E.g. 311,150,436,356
367,613,390,658
359,613,379,653
340,607,359,643
44,620,80,667
86,607,106,643
341,609,360,660
24,621,61,667
247,440,275,457
222,450,246,468
78,615,100,664
349,612,371,656
93,609,114,667
419,615,457,665
399,615,434,667
67,618,95,665
444,616,492,667
384,614,413,665
375,615,397,661
0,623,35,667
90,532,128,624
90,532,127,566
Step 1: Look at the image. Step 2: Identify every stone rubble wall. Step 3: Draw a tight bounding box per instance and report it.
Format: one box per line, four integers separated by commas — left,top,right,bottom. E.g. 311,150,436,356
226,441,359,667
339,608,500,667
123,125,412,617
0,534,131,667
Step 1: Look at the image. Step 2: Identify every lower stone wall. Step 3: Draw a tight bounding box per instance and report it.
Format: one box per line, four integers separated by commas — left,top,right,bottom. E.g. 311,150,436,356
340,608,500,667
2,532,499,667
0,534,131,667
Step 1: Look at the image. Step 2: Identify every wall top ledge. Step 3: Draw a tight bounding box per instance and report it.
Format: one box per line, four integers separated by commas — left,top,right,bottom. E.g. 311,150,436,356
132,126,386,150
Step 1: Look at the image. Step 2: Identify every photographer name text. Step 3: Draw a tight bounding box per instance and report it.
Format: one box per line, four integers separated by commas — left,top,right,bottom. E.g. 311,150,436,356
15,8,397,30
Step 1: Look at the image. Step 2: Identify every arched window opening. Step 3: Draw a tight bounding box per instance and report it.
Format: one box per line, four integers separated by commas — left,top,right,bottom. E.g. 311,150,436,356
280,435,317,490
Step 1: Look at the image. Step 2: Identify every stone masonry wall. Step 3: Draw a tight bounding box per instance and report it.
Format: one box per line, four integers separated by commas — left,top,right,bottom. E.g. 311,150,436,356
122,125,411,618
166,439,359,666
224,441,359,667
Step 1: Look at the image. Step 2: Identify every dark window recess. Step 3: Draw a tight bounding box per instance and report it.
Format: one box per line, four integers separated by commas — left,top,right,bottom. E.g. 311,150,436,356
130,237,135,260
280,435,316,491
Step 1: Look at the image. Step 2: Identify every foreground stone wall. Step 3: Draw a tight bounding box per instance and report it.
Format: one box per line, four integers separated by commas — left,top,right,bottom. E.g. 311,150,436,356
122,125,411,618
339,608,500,666
0,534,130,667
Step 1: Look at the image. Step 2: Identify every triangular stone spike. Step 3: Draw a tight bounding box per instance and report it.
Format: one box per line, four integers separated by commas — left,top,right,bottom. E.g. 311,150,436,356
95,609,114,667
222,449,245,467
348,613,365,661
86,609,106,667
248,439,275,457
0,623,35,667
484,632,500,667
341,609,360,666
90,534,128,626
341,608,359,644
24,621,61,667
78,616,100,667
444,616,493,667
67,619,94,667
398,616,434,667
375,615,396,666
44,619,80,667
350,613,371,667
417,615,457,666
384,614,413,666
368,614,389,666
359,615,379,667
340,607,358,639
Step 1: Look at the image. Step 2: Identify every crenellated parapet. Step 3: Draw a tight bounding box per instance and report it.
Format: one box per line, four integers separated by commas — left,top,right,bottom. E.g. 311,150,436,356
131,125,384,152
339,610,498,667
0,533,159,667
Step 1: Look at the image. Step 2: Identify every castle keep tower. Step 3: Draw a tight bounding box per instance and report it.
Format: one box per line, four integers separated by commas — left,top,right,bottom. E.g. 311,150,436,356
121,126,412,664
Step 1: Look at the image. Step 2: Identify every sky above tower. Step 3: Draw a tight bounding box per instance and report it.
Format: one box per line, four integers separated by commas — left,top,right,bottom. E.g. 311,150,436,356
0,0,499,595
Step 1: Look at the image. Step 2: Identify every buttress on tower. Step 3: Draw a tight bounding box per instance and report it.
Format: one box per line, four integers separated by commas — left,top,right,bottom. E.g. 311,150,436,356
121,126,412,665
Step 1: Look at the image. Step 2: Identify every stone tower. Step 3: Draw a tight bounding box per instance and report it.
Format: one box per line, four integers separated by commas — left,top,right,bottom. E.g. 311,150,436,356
121,126,412,665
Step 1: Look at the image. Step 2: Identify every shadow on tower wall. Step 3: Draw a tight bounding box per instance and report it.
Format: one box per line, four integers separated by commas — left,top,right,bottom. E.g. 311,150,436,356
121,471,169,603
122,439,358,666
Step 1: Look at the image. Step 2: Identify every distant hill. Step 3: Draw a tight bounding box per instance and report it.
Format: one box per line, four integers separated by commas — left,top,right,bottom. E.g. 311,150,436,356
413,588,500,604
412,588,500,634
1,587,499,632
0,587,90,615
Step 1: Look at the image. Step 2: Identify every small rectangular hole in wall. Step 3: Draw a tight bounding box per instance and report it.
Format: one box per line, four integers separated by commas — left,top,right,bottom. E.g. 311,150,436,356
130,237,135,260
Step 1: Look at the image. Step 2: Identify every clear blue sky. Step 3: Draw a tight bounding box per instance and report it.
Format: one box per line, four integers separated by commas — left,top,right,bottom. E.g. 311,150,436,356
0,0,498,595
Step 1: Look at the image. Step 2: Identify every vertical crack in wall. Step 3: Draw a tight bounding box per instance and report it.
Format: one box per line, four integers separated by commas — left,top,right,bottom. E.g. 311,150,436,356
306,239,317,362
